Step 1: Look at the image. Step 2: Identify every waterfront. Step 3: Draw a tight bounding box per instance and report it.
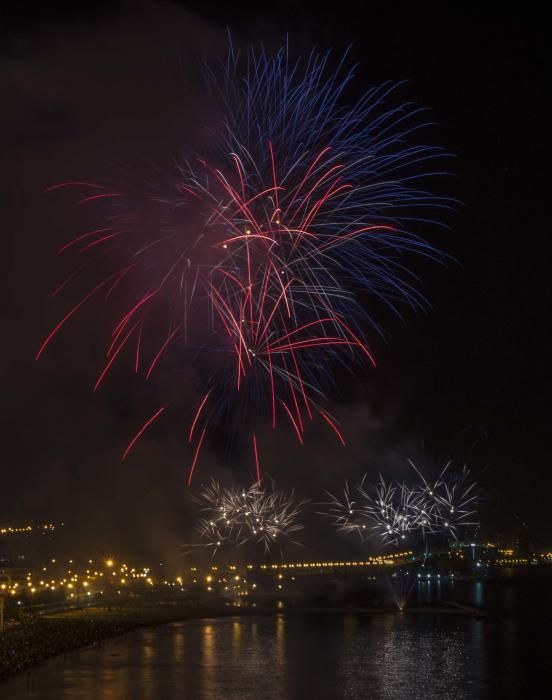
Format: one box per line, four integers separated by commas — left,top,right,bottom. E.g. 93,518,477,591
2,575,550,699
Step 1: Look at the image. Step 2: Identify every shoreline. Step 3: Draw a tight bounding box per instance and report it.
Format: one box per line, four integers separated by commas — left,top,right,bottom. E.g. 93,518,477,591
0,606,239,681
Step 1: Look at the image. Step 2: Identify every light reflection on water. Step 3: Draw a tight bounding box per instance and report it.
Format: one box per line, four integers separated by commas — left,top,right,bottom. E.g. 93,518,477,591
0,611,528,700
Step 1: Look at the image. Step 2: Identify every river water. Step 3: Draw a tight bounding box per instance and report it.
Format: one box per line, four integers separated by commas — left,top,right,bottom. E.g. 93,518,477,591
2,576,550,699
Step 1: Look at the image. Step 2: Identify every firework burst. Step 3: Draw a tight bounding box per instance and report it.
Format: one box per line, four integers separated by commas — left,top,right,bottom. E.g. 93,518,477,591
326,461,478,546
188,479,306,555
37,42,451,482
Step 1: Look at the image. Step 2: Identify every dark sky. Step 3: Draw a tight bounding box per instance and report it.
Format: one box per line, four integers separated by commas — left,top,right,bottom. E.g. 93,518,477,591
2,3,550,556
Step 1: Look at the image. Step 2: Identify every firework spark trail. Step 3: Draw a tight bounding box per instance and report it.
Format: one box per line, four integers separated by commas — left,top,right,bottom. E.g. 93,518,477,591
252,434,261,483
187,427,207,486
37,43,451,481
325,461,478,546
121,406,166,461
186,479,306,555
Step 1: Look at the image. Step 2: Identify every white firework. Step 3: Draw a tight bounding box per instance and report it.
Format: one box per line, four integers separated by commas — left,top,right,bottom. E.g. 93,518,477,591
326,461,478,546
190,479,306,554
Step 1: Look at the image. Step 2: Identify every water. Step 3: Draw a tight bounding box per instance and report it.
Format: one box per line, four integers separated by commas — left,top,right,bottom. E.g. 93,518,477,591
2,576,550,699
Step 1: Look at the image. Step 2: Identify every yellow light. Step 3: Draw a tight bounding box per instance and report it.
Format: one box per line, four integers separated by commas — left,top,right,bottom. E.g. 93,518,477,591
106,559,114,568
206,575,213,583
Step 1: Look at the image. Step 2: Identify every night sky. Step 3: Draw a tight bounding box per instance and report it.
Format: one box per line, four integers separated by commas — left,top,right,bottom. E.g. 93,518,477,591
2,4,549,557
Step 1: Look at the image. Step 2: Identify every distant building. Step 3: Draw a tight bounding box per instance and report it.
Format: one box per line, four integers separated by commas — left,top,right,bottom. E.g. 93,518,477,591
514,521,530,556
449,541,498,572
